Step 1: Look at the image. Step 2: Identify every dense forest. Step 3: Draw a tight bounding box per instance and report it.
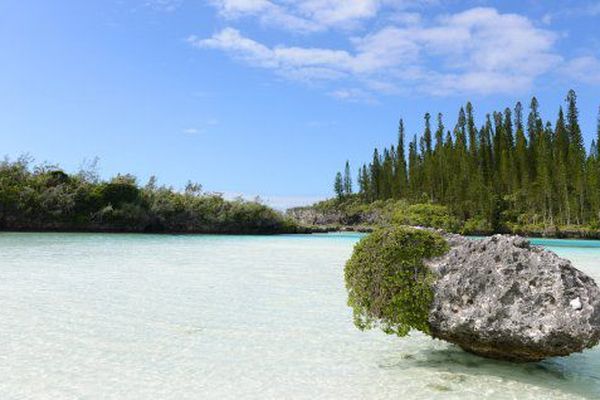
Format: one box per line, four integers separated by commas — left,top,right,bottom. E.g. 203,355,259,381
0,157,300,234
333,90,600,234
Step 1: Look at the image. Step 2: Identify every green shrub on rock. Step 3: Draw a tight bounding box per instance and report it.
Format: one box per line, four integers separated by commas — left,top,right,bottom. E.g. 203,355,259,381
344,226,449,336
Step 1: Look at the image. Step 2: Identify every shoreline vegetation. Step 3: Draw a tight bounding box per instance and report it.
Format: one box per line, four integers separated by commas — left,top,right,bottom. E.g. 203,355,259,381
287,197,600,239
291,90,600,240
0,157,307,235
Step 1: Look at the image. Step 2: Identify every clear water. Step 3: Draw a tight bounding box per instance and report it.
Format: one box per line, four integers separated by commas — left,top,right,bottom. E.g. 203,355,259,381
1,232,599,399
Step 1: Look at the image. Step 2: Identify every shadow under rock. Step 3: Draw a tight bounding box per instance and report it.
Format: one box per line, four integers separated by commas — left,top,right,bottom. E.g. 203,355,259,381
380,343,600,399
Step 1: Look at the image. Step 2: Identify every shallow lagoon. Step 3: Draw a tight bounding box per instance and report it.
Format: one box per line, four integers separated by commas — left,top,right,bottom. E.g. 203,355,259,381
1,232,599,399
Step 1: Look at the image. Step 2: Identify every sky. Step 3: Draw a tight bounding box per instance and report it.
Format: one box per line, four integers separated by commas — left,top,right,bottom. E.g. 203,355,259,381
1,1,600,208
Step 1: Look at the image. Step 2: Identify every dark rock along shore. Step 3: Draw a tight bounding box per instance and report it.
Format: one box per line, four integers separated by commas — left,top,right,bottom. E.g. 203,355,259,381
426,234,600,362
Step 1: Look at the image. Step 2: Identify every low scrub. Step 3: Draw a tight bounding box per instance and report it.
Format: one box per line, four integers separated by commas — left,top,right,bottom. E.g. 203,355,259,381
393,203,460,232
0,157,297,234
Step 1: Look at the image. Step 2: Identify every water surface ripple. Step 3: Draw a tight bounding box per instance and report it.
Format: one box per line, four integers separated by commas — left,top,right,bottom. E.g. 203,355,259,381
1,232,599,399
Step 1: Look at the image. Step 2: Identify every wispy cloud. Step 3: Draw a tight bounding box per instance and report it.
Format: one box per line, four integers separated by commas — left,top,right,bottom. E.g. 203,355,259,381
190,7,561,97
328,88,378,104
562,56,600,85
207,0,417,32
588,2,600,16
182,119,219,135
145,0,182,12
540,1,600,24
306,120,338,128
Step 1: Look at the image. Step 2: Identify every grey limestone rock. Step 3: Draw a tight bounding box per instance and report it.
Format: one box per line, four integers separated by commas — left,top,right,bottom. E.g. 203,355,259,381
426,234,600,362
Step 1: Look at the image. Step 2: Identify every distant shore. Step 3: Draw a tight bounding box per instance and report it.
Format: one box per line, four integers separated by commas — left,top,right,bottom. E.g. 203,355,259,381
300,224,600,239
286,199,600,240
2,222,600,240
0,158,307,236
0,224,316,236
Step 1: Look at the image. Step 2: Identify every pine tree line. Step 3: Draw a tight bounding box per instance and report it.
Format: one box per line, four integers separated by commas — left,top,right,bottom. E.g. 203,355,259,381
335,90,600,230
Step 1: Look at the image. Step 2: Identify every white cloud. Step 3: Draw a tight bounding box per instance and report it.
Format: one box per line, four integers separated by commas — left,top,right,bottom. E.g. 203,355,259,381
536,2,600,24
189,26,420,80
208,0,432,32
145,0,182,12
211,0,271,15
329,88,377,104
208,0,321,32
296,0,380,26
388,11,422,25
182,119,219,135
191,7,562,96
541,13,552,25
562,56,600,85
188,28,354,79
582,1,600,16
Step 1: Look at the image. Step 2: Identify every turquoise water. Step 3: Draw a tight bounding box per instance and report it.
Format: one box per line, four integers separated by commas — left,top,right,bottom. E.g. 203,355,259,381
1,232,599,399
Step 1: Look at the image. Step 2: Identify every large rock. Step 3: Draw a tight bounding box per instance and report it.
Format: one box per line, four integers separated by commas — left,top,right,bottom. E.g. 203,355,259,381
426,234,600,362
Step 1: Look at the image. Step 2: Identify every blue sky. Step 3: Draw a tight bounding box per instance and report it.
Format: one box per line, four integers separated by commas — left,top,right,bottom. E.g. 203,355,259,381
2,1,600,208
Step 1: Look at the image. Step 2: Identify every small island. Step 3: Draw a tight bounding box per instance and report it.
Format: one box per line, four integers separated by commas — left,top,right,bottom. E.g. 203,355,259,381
289,90,600,239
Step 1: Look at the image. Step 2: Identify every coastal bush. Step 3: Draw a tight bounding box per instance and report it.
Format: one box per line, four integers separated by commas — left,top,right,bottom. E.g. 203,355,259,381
393,203,460,232
0,157,297,234
99,175,141,206
462,216,492,235
344,226,449,337
43,170,71,187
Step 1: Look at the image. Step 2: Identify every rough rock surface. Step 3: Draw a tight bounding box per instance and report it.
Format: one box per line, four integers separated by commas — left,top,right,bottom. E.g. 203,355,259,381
286,207,381,227
286,207,344,226
426,234,600,362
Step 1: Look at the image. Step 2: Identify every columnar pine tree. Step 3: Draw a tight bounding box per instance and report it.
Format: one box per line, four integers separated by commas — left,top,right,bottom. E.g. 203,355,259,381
395,119,408,198
566,90,586,224
333,90,599,231
334,172,344,199
343,161,353,196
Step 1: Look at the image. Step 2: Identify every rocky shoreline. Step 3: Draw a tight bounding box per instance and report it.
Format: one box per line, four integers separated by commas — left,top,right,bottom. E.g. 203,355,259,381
288,206,600,239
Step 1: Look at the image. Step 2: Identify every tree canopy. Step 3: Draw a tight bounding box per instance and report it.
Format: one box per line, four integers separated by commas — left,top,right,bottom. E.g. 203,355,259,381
335,90,600,233
0,157,298,234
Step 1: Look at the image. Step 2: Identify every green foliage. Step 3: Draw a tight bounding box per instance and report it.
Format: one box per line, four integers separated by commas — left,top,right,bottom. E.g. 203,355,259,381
334,172,344,199
99,178,141,206
0,158,298,234
334,90,600,234
43,170,70,187
344,226,449,337
343,160,353,195
462,216,492,235
392,203,460,232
